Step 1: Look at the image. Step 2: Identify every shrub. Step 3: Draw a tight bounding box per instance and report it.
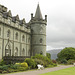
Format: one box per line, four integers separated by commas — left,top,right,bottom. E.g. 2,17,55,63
60,59,67,64
0,70,2,73
15,62,28,68
10,64,21,69
20,62,28,68
2,71,8,73
52,60,57,64
31,54,53,67
34,59,44,65
46,53,51,59
18,67,28,71
0,65,9,70
24,58,36,69
67,59,75,64
32,54,50,64
0,59,5,66
52,63,57,66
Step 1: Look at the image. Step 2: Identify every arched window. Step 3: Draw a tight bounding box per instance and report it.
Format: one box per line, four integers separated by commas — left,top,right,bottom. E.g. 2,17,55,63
22,48,25,56
15,47,18,56
40,38,43,43
15,32,18,40
40,51,43,55
28,49,30,55
22,35,25,41
28,37,30,43
7,30,10,37
0,28,1,36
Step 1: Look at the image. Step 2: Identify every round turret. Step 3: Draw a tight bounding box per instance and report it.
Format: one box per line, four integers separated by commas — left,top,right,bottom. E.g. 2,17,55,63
30,4,47,56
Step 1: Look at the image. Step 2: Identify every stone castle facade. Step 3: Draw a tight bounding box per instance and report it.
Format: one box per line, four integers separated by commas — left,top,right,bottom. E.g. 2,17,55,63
0,4,47,60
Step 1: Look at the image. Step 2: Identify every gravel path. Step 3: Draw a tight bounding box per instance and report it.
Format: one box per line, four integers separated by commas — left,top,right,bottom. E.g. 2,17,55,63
5,65,73,75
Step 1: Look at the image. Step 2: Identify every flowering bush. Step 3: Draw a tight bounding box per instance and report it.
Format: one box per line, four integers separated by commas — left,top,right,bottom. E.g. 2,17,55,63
24,58,36,69
20,62,28,68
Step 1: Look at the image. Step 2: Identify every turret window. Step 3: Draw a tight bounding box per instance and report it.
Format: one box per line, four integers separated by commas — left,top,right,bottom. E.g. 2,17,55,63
7,30,10,38
22,35,25,41
40,38,43,43
40,51,43,55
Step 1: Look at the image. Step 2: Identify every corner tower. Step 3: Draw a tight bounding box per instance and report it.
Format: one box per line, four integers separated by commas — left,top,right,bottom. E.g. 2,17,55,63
30,4,47,56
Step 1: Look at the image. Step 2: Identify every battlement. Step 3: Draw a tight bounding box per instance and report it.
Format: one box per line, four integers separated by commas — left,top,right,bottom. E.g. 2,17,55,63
0,4,31,33
0,4,7,12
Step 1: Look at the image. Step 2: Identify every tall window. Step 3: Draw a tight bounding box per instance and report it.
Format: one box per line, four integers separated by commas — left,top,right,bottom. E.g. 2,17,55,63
15,32,18,40
28,49,30,55
40,51,43,55
0,28,1,36
22,35,25,41
28,37,30,43
7,30,10,38
40,38,43,43
22,48,25,56
15,47,18,56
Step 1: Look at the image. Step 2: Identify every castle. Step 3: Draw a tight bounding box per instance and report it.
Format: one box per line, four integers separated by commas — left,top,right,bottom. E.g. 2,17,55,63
0,4,47,60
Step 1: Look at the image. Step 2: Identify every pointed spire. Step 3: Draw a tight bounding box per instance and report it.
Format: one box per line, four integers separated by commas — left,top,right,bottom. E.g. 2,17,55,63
35,4,43,20
8,10,12,17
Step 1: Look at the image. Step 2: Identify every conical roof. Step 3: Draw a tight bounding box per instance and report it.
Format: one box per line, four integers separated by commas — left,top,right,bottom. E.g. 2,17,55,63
35,4,43,20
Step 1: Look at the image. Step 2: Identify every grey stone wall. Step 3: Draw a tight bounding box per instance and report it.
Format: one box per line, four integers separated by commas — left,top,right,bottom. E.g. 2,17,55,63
0,8,31,60
31,21,46,56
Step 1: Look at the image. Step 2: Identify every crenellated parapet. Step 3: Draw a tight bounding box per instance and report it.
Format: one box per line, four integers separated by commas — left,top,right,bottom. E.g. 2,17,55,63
0,4,31,34
30,14,47,25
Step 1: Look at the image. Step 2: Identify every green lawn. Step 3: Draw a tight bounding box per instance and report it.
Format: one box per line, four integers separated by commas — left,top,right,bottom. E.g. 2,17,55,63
40,67,75,75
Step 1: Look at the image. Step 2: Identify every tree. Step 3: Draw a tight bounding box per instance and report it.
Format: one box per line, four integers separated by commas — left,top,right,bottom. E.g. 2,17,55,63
57,47,75,60
46,53,51,59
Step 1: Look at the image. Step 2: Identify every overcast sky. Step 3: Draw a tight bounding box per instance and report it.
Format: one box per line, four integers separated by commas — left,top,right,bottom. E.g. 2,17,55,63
0,0,75,51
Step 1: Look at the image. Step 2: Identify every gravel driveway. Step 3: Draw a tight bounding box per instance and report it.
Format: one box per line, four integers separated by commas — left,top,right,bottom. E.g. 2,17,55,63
4,65,73,75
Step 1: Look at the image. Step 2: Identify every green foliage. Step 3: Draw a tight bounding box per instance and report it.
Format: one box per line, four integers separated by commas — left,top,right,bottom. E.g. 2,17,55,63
31,54,52,67
10,64,21,69
34,59,44,65
2,71,8,73
46,53,51,59
32,54,50,63
15,62,28,68
18,67,28,71
0,59,5,66
0,65,9,70
60,59,67,64
0,70,3,73
20,62,28,68
52,60,57,64
57,47,75,61
24,58,36,69
67,59,75,64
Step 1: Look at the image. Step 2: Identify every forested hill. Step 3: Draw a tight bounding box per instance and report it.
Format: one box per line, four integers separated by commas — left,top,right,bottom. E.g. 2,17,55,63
47,49,63,60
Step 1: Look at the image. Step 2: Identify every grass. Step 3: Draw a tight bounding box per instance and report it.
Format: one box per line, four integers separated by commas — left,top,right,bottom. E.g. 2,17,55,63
40,67,75,75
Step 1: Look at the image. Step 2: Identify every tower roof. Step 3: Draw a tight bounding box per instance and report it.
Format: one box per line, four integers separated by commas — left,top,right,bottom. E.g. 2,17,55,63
35,4,43,20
